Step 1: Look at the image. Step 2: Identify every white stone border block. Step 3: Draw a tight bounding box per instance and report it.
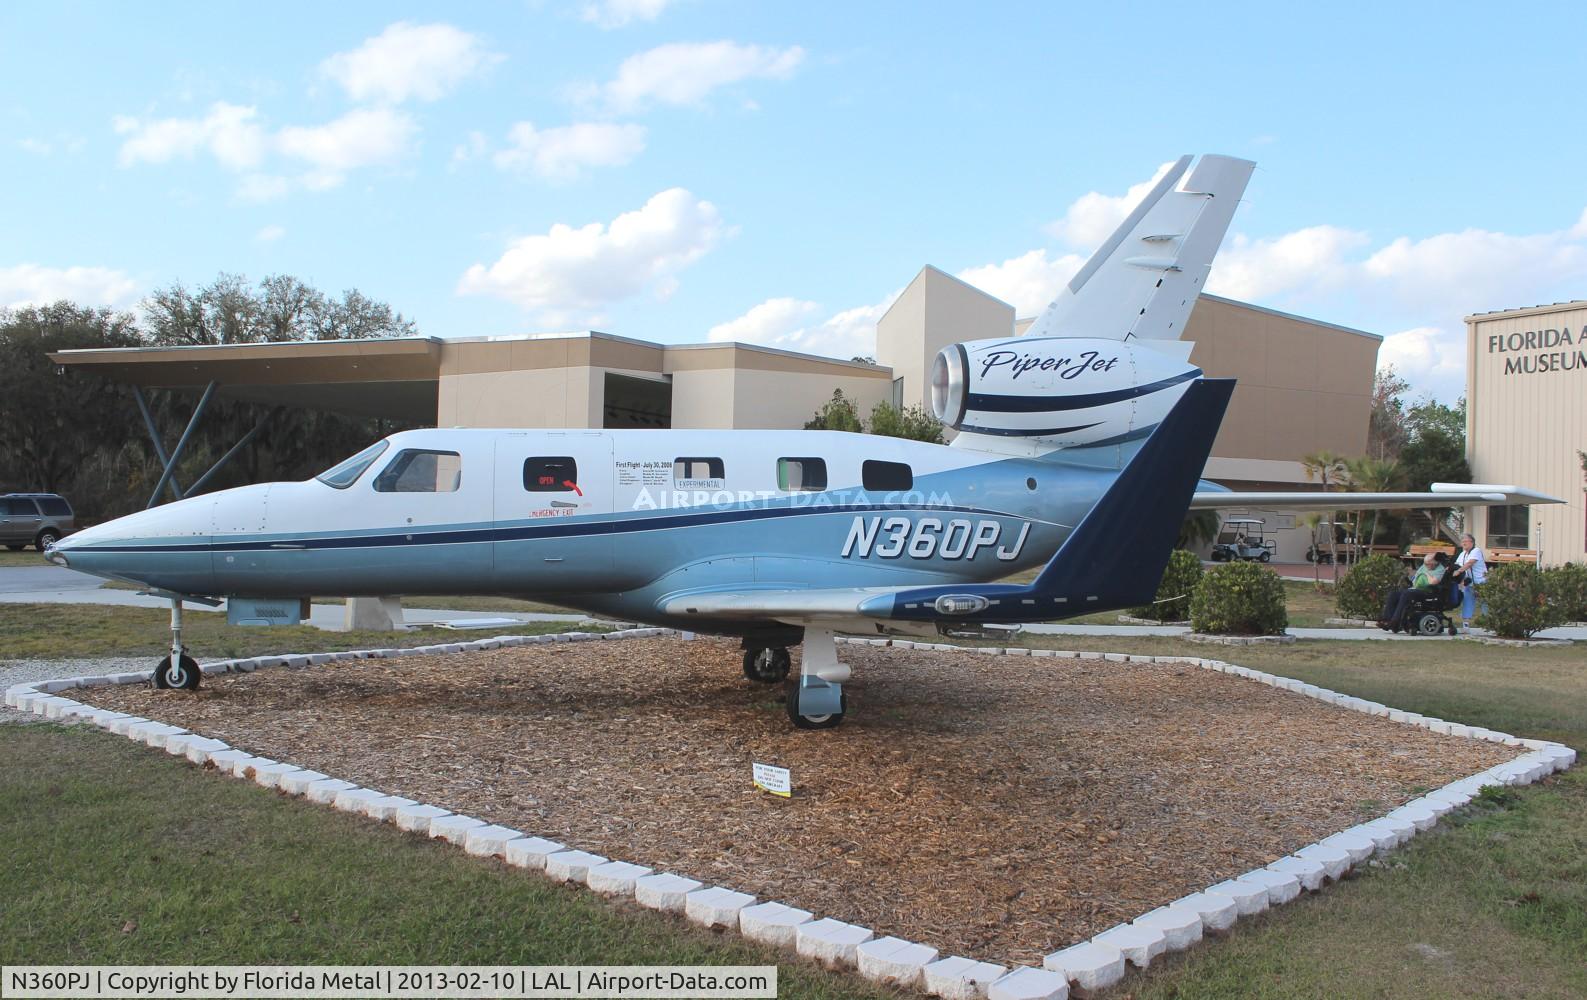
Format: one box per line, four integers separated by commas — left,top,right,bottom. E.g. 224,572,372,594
35,627,1577,1000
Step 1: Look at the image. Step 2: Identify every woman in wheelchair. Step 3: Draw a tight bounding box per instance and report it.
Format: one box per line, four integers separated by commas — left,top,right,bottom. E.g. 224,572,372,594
1378,551,1465,636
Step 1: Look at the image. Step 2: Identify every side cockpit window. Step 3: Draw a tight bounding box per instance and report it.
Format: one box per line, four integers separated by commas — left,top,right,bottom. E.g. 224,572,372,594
777,457,827,492
316,441,390,489
374,449,462,493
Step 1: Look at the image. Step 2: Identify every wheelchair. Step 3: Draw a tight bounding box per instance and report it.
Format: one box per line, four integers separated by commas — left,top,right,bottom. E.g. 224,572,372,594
1385,562,1464,637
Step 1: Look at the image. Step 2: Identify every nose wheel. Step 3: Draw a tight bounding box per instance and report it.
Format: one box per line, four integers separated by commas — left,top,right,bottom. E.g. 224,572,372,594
153,597,201,691
742,646,791,683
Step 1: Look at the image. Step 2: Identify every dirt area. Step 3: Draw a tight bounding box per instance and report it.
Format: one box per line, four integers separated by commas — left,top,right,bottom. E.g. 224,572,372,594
77,638,1517,966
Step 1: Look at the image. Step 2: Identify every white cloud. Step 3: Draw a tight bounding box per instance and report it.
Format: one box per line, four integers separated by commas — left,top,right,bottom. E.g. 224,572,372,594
17,137,52,155
956,249,1087,317
598,40,804,111
237,174,292,202
1045,161,1175,247
1377,325,1468,402
492,121,646,180
707,296,819,342
1361,226,1587,317
255,224,286,243
581,0,673,28
706,292,899,360
1206,225,1370,301
114,101,266,169
450,130,489,169
0,264,139,310
275,107,417,175
320,22,500,104
457,187,728,320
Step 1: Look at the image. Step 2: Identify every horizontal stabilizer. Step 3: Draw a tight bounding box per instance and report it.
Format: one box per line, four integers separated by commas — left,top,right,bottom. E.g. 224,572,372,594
1189,485,1564,512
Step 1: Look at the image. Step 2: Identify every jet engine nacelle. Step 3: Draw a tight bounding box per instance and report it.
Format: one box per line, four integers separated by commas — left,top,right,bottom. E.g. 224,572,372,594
930,336,1202,449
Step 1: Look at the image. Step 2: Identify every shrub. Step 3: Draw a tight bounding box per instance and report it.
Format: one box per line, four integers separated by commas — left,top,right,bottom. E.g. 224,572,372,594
1473,562,1566,639
1543,562,1587,624
1190,562,1288,635
1336,554,1407,619
1130,549,1203,621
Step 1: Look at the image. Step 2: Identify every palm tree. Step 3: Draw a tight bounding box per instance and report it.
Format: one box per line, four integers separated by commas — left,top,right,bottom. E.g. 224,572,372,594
1345,456,1405,556
1302,450,1349,575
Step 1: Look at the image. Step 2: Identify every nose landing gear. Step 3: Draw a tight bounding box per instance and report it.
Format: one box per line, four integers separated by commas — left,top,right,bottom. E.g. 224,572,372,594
153,597,201,691
742,645,791,683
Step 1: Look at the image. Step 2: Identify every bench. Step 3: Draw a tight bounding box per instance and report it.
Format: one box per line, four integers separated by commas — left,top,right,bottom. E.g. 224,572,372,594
1405,543,1538,565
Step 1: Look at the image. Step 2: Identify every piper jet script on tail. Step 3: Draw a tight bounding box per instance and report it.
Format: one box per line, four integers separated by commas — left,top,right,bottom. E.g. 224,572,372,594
48,154,1560,729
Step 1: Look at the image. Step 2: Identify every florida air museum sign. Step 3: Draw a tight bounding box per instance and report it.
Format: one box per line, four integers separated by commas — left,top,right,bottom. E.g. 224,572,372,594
1485,325,1587,375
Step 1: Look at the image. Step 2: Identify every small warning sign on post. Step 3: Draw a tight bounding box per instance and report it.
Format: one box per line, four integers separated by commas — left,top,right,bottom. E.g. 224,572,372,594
752,762,792,797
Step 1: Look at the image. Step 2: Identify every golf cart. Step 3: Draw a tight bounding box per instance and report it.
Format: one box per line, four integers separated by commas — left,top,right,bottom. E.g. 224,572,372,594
1210,518,1276,562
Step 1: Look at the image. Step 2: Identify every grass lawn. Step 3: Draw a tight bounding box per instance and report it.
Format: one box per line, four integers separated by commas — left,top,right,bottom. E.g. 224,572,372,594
0,603,593,661
0,548,50,567
0,725,882,999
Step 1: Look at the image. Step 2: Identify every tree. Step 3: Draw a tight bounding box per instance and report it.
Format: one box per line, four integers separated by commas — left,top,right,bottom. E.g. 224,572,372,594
0,303,142,497
1400,397,1471,542
143,273,416,345
1345,456,1403,552
1301,449,1349,573
867,401,944,444
804,390,864,432
1368,366,1411,461
1177,509,1221,551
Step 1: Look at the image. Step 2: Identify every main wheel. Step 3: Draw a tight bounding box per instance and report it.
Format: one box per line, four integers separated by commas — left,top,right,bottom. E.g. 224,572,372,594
153,653,201,691
743,646,790,683
1413,613,1443,637
35,529,61,552
784,680,845,729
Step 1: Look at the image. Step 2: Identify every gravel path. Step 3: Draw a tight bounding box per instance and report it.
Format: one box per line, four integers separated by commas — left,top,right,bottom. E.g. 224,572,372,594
0,658,149,723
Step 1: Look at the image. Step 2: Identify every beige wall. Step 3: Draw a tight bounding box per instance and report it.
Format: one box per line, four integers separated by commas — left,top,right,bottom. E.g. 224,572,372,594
437,367,602,427
877,266,1014,410
1183,295,1378,467
1466,302,1587,564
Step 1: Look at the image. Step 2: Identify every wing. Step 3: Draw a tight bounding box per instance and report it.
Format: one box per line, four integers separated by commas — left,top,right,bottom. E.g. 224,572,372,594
1190,483,1563,511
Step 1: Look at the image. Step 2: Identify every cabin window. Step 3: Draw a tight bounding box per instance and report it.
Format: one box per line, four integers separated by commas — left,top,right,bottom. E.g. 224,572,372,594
316,440,390,489
862,459,912,492
373,449,462,493
777,457,827,492
523,456,579,492
1487,504,1530,549
674,457,725,482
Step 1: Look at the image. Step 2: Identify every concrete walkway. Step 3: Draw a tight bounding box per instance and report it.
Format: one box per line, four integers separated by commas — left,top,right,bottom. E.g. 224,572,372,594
0,566,1580,641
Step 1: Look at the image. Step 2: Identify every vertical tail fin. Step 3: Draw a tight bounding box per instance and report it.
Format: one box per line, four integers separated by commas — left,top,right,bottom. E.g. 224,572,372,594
1023,154,1255,344
862,378,1235,623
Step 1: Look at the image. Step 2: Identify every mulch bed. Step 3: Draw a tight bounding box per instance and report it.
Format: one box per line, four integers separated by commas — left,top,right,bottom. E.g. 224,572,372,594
77,638,1517,966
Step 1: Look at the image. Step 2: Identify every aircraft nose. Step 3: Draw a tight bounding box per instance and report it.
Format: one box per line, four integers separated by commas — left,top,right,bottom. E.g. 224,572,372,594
44,498,218,594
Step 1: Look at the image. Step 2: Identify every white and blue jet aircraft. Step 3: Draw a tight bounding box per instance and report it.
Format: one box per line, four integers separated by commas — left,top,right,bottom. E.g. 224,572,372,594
49,154,1558,728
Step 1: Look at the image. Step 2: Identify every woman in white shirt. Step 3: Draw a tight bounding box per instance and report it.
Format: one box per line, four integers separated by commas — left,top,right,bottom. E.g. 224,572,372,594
1456,532,1487,625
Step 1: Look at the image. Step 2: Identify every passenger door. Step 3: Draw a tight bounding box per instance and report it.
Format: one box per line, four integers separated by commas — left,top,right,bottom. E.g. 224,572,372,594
492,431,614,592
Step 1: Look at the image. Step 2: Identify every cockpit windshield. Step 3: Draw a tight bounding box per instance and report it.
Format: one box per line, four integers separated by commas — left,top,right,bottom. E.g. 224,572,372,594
315,440,390,489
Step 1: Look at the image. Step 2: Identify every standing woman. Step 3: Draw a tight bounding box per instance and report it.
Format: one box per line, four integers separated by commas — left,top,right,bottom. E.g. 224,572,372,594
1456,532,1487,630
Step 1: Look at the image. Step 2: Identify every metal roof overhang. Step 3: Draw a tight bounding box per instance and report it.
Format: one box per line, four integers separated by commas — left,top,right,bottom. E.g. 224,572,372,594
49,337,443,423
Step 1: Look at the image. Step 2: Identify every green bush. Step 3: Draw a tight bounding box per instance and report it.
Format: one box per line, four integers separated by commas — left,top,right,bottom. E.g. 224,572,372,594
1336,554,1407,619
1190,562,1288,635
1543,562,1587,623
1130,549,1203,621
1473,562,1566,639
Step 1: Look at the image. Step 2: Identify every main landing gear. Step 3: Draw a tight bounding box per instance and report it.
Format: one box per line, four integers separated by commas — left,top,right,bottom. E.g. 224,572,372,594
784,629,847,730
153,597,200,691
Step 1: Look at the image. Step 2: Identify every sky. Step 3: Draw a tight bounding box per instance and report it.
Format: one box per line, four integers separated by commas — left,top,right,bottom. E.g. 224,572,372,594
4,1,1586,402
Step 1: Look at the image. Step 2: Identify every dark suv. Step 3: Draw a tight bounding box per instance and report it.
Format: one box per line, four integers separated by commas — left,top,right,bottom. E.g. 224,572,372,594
1,493,75,551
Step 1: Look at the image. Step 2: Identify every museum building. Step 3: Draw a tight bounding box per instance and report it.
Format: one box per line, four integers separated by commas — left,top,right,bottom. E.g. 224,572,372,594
54,266,1383,560
1464,300,1587,565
